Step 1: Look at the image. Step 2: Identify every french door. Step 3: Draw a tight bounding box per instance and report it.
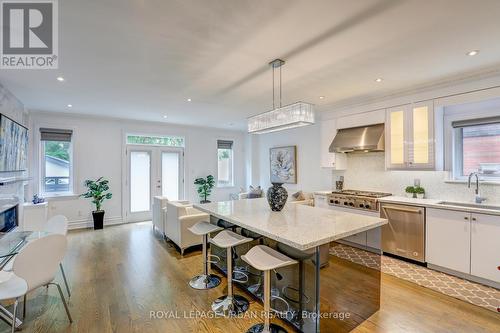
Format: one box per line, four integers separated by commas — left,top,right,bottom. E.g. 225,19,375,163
125,145,184,222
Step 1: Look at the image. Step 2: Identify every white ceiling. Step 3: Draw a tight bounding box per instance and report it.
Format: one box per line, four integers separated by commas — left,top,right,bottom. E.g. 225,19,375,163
2,0,500,130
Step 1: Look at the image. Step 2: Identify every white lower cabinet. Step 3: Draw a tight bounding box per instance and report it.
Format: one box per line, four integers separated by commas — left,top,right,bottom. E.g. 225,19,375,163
427,208,500,284
471,213,500,283
426,208,471,274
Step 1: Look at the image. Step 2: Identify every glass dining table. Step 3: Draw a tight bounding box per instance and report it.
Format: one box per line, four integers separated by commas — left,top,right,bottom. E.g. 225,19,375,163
0,230,50,328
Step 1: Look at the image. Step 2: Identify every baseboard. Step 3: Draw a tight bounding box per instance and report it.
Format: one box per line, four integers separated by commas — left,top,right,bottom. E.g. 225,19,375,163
68,216,124,230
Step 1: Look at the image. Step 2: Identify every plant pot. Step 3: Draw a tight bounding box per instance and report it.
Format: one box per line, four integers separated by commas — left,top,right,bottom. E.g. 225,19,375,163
200,200,211,204
416,193,425,199
267,183,288,211
406,193,414,198
92,210,105,230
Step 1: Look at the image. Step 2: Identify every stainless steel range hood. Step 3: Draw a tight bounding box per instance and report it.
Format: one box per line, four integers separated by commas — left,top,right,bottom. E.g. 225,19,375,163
329,123,385,153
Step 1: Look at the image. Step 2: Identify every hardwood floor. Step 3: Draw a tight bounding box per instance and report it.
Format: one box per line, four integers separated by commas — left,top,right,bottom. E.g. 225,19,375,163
3,222,499,333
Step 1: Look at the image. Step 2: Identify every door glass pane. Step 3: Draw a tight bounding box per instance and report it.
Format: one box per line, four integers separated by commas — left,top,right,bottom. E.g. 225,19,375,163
162,152,179,201
413,106,429,164
130,151,150,212
390,111,405,164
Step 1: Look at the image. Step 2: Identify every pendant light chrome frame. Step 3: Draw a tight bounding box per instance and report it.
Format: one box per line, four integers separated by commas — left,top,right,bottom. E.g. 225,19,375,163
247,59,315,134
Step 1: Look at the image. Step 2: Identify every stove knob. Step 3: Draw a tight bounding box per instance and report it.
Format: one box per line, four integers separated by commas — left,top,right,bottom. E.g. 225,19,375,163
359,203,364,208
348,202,354,207
365,204,371,209
334,200,340,204
329,200,334,204
343,202,348,205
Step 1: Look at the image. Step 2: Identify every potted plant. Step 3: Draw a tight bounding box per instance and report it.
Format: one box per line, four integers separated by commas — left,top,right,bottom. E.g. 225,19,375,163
415,186,425,199
405,186,416,198
194,175,215,203
80,177,112,230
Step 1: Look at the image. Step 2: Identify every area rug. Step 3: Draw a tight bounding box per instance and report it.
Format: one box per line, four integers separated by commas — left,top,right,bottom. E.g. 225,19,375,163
330,243,500,313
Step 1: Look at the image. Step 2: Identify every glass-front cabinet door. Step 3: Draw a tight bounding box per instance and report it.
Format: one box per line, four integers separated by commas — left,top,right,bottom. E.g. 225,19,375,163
386,101,434,170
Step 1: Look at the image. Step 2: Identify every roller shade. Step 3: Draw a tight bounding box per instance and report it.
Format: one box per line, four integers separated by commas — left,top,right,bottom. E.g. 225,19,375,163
40,128,73,142
217,140,233,149
452,116,500,128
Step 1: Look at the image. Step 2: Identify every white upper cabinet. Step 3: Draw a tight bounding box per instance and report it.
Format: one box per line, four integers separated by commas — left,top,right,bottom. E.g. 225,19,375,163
386,101,435,170
320,118,346,169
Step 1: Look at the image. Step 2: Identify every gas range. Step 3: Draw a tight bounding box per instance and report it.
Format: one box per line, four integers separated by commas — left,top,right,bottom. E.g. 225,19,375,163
327,190,392,212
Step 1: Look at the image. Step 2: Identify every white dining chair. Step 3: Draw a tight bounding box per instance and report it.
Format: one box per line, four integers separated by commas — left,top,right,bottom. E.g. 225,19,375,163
45,215,71,298
0,234,72,332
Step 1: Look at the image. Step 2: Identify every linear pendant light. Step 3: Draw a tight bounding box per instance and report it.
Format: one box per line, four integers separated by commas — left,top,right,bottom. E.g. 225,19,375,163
247,59,315,134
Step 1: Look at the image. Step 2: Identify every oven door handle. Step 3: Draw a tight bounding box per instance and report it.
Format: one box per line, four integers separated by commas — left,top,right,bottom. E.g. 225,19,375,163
382,205,423,214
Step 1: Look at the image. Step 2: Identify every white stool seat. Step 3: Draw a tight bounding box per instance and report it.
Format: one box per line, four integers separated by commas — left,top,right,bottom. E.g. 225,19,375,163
188,221,222,236
242,245,297,271
210,230,252,249
0,274,27,300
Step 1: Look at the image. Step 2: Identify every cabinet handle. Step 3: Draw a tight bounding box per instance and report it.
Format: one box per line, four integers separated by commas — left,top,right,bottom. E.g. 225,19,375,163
472,217,477,221
497,266,500,271
464,217,469,220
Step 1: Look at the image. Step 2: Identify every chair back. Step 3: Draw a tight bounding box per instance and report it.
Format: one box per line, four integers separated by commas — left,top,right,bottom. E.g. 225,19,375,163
45,215,69,236
12,234,67,291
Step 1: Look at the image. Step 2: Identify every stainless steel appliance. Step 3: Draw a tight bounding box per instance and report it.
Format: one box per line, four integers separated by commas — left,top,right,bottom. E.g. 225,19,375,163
380,203,425,262
329,123,385,153
327,189,392,213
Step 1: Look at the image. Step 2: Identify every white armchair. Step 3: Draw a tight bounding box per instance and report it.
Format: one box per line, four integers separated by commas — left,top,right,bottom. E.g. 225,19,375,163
165,201,210,255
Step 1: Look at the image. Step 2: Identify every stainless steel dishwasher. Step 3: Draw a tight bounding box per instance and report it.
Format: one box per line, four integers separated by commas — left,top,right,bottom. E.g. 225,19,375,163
381,203,425,262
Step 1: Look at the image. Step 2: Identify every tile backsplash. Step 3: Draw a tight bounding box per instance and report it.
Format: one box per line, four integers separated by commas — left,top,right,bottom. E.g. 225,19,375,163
333,153,500,204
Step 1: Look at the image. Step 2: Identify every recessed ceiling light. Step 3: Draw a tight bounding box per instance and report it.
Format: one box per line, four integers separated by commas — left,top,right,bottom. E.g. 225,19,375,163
319,96,325,99
467,50,479,56
375,78,383,83
67,104,72,108
57,76,65,82
187,98,192,102
163,115,168,119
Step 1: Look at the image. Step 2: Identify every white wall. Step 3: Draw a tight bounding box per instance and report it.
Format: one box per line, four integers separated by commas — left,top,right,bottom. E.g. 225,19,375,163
29,112,247,229
251,123,333,194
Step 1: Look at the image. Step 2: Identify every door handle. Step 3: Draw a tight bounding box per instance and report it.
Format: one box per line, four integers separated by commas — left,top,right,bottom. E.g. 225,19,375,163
382,205,422,214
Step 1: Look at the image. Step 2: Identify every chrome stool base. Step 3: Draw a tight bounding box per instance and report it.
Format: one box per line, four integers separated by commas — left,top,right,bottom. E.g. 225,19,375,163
246,323,288,333
189,274,221,290
211,294,249,316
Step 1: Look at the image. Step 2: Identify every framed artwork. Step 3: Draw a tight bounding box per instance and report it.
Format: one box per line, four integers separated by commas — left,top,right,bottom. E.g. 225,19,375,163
270,145,297,184
0,114,29,172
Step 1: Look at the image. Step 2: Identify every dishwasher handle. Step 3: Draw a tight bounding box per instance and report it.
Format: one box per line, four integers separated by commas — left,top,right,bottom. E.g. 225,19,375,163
382,205,423,215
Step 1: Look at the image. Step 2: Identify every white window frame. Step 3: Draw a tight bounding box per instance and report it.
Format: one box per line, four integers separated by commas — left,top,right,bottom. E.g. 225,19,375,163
217,140,234,188
39,131,75,197
445,109,500,183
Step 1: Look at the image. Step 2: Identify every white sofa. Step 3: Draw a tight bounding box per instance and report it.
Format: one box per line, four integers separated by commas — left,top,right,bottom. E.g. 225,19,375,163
165,201,210,255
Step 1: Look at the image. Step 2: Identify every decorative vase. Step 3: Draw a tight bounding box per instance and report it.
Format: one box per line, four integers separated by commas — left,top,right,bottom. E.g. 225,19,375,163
92,211,105,230
417,193,425,199
267,183,288,211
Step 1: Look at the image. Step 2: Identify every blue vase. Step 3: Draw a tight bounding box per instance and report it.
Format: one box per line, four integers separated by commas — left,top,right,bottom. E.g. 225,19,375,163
267,183,288,211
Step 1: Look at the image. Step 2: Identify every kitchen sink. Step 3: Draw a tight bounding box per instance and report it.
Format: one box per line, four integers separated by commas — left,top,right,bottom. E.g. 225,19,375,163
437,201,500,211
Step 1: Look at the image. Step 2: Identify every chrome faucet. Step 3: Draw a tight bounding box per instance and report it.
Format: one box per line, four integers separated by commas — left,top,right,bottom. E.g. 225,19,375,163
468,172,486,204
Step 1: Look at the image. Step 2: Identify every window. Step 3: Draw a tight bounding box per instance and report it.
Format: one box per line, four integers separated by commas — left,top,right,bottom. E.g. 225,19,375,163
453,117,500,180
40,128,73,194
126,135,184,147
217,140,234,187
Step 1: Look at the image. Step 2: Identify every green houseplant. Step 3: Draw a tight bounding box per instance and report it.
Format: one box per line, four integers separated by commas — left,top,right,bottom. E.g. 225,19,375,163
415,186,425,199
405,186,416,198
194,175,215,203
80,177,112,229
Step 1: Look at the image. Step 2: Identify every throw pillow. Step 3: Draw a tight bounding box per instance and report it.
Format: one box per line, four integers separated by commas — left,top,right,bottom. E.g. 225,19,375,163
247,186,263,199
292,190,305,201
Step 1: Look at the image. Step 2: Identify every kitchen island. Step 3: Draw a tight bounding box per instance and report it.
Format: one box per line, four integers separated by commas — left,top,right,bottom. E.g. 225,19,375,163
194,198,387,333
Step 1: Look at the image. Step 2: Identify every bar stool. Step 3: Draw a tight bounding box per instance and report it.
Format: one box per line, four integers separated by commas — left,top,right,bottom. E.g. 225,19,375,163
242,245,297,333
277,243,313,324
210,230,252,316
188,221,223,290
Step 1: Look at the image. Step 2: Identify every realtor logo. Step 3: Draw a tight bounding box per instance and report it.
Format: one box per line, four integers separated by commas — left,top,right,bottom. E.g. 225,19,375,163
1,0,58,69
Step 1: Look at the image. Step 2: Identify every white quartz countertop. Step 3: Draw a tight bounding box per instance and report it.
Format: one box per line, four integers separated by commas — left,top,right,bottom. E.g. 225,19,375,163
379,196,500,216
194,198,387,250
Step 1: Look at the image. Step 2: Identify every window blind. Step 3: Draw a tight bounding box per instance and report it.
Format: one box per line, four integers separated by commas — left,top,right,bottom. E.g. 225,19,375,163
217,140,233,149
452,116,500,128
40,128,73,142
